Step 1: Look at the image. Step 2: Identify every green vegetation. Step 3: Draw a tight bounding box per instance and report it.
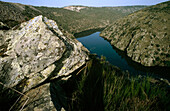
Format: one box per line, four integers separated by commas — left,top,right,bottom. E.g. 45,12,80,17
164,61,170,67
35,6,146,35
59,55,169,111
1,1,170,110
0,1,146,35
100,1,170,67
22,6,41,21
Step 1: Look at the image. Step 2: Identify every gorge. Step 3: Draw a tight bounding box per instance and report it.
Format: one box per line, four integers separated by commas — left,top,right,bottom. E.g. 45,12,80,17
77,32,170,80
0,0,170,111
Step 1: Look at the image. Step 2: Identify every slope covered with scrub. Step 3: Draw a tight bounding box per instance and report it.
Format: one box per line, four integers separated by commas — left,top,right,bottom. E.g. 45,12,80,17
101,1,170,66
0,1,146,35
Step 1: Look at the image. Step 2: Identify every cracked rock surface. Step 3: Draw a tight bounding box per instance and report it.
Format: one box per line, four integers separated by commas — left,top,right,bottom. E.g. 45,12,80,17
0,15,88,110
14,83,56,111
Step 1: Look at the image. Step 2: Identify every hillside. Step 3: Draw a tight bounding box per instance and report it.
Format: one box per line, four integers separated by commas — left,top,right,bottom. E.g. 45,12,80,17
100,1,170,67
0,1,41,27
0,1,169,110
0,1,146,35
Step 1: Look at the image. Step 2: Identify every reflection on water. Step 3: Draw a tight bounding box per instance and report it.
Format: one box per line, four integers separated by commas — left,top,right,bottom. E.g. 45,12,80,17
77,32,170,80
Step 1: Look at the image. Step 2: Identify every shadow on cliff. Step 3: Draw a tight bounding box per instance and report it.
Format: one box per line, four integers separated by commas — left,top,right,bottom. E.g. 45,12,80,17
49,55,169,111
110,44,170,80
50,80,67,111
50,56,104,111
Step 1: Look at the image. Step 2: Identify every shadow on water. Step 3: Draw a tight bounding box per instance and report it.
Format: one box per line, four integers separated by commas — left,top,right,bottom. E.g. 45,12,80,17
74,28,104,38
49,30,170,111
110,44,170,80
76,31,170,81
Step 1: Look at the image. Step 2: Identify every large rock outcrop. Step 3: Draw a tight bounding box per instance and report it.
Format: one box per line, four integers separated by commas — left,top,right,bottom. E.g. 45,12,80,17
100,1,170,67
0,15,88,110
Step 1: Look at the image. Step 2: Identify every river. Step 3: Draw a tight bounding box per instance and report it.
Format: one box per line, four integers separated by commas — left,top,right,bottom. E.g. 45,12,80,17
77,32,170,80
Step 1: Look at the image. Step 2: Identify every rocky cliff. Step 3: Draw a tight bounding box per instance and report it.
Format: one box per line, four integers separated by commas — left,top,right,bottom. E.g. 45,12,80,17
64,6,87,12
0,15,89,110
100,1,170,67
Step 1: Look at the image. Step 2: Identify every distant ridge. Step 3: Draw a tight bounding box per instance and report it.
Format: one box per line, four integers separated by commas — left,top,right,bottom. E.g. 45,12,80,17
0,1,146,34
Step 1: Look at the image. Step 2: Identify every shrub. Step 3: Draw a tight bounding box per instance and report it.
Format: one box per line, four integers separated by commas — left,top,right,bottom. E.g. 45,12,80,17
62,56,169,111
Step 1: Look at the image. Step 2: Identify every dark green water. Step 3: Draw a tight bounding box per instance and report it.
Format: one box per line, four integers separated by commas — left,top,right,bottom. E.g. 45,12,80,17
77,32,170,80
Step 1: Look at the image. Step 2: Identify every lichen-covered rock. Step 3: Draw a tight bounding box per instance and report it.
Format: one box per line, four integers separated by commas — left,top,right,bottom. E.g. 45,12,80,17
0,15,88,94
100,1,170,66
14,83,57,111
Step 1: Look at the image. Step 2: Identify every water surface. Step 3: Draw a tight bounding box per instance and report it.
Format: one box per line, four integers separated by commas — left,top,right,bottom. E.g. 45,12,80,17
77,32,170,80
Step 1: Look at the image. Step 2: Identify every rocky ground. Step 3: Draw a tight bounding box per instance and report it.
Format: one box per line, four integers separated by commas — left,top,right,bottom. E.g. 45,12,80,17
100,1,170,67
0,15,89,110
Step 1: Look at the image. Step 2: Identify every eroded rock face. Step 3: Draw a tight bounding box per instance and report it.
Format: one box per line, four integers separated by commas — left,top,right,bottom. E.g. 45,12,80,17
64,6,86,12
100,1,170,67
0,15,88,110
14,83,56,111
